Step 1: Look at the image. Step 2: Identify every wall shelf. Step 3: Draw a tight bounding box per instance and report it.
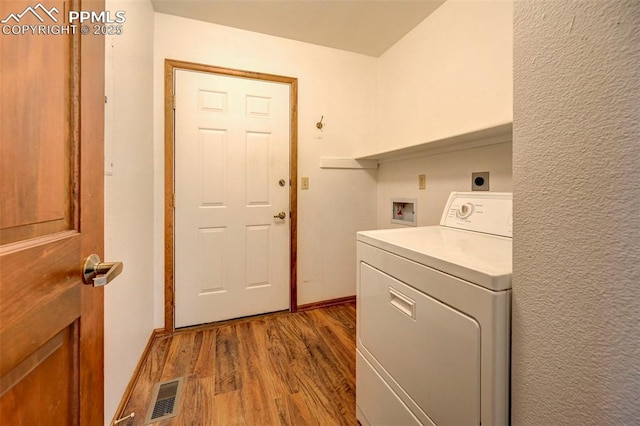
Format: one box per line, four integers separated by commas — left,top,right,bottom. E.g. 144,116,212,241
319,157,378,169
355,122,513,164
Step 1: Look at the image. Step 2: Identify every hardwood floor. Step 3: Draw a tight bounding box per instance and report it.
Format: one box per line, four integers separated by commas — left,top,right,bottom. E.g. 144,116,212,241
117,303,356,426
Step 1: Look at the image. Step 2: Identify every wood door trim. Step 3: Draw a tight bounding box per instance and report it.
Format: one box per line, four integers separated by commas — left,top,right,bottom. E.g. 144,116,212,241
164,59,299,333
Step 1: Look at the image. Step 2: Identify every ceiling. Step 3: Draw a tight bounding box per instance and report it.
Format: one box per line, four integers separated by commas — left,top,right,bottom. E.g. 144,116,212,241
150,0,446,57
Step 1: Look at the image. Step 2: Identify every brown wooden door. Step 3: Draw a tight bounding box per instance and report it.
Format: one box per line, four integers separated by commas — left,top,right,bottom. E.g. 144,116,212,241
0,1,105,424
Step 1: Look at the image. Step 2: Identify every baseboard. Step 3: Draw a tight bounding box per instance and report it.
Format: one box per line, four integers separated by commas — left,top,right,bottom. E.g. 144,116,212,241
297,295,356,312
111,328,164,425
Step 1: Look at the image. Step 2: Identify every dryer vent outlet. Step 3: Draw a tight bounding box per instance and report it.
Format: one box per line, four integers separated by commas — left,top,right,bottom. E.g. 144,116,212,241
472,172,490,191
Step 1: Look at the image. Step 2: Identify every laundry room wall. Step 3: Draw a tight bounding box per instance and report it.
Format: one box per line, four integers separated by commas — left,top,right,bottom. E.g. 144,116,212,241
369,0,513,155
375,143,512,228
152,13,378,318
371,0,513,227
103,0,155,423
513,1,640,424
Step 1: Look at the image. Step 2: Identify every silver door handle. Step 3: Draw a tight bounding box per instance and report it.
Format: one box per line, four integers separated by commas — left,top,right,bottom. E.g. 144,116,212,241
83,254,123,287
273,211,287,220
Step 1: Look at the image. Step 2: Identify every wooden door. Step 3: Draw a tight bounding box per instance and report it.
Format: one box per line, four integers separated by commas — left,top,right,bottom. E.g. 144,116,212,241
0,0,105,424
174,70,291,327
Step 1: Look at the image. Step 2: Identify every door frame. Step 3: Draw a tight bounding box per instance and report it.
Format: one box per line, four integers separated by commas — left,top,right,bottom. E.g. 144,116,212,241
163,59,298,333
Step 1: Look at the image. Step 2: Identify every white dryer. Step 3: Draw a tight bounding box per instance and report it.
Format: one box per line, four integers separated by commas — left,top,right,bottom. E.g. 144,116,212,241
356,192,512,426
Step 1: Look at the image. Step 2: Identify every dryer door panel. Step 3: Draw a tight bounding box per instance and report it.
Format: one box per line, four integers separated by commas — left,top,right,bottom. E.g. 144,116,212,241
359,262,481,425
357,351,425,426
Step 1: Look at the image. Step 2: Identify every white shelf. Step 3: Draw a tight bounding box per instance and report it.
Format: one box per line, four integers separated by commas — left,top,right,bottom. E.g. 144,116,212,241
319,157,378,169
355,123,512,164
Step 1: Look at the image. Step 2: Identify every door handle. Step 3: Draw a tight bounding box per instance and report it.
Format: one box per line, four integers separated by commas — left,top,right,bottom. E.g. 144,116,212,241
273,211,287,220
389,287,416,319
83,254,123,287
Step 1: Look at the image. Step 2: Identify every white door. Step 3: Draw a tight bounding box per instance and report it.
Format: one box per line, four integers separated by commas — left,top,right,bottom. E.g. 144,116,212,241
174,70,291,327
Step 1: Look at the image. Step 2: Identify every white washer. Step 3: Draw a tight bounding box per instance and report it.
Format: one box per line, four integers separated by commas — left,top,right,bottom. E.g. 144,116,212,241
356,192,512,426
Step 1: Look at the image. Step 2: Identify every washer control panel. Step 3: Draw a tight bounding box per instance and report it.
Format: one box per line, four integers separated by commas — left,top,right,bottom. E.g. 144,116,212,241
456,202,475,219
441,192,512,237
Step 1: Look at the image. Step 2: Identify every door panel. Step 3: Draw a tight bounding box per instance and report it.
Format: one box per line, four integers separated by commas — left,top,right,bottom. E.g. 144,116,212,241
198,129,226,205
246,131,271,205
0,235,81,378
0,0,105,424
1,326,77,425
0,0,75,245
175,70,290,327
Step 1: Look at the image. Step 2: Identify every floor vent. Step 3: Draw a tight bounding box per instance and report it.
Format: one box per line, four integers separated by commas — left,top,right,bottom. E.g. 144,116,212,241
145,377,183,424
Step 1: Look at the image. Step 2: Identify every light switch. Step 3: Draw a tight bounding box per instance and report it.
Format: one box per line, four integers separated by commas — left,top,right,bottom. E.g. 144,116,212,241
418,174,426,190
301,177,309,190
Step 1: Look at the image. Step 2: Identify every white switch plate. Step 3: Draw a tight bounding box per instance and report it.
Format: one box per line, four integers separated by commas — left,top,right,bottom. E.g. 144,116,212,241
301,177,309,190
418,174,426,190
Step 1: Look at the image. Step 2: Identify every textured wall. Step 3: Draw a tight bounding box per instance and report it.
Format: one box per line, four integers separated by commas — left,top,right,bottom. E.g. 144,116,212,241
512,1,640,424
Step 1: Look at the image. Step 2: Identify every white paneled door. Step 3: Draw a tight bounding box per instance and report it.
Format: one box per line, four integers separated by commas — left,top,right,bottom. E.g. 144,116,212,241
174,70,290,327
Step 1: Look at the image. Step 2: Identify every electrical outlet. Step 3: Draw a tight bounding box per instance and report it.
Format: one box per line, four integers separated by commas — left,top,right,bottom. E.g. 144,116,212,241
418,174,426,190
301,177,309,190
472,172,490,191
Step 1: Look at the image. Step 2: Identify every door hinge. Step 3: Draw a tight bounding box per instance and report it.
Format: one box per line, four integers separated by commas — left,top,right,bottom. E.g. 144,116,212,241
172,193,176,209
105,95,108,104
172,95,176,110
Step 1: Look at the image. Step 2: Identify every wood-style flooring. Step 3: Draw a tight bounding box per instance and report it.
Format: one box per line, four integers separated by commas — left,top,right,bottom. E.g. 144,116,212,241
117,303,356,426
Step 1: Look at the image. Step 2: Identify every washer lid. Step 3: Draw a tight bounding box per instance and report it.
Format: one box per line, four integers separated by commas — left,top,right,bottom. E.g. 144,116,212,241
357,226,512,290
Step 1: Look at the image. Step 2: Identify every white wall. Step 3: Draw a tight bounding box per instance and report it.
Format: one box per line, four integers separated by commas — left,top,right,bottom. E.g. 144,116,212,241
152,13,378,319
376,143,512,228
513,1,640,424
371,0,512,155
104,0,155,423
373,0,513,226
